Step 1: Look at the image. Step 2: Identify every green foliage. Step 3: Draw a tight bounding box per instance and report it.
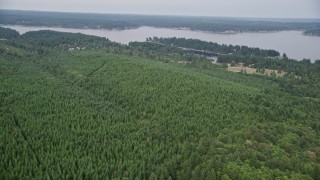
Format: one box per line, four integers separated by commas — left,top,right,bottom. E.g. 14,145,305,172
150,37,280,57
15,30,118,53
218,54,320,98
140,37,320,98
0,30,320,179
0,27,20,39
1,9,319,34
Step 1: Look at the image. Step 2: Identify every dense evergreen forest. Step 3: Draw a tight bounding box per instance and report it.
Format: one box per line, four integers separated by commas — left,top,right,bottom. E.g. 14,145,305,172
1,27,320,179
149,37,320,98
148,37,281,57
1,9,320,35
0,27,19,39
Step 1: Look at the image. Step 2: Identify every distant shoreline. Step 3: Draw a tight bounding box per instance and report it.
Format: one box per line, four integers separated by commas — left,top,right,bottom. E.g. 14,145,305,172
2,24,320,61
1,23,316,37
1,9,319,35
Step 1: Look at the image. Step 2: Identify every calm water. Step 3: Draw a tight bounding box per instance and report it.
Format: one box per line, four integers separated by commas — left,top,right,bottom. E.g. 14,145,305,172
3,25,320,61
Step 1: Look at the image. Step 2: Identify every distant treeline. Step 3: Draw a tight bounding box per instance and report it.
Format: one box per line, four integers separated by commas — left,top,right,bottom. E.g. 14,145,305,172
0,27,19,39
17,30,115,48
149,37,280,57
304,29,320,36
0,27,123,54
1,9,320,34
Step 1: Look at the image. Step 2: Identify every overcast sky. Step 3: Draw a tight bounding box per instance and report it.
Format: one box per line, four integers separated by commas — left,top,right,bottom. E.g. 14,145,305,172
0,0,319,18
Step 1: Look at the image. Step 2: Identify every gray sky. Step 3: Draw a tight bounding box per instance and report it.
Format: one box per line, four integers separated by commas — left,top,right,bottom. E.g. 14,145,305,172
1,0,319,18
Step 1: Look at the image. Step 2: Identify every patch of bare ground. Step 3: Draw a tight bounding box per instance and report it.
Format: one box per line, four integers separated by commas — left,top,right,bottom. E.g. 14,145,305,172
225,64,286,77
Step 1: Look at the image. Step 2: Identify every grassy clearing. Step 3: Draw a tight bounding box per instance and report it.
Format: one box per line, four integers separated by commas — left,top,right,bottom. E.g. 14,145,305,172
226,64,286,77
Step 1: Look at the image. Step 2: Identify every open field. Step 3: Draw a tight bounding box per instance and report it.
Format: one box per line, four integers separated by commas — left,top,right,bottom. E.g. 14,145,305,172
226,64,286,77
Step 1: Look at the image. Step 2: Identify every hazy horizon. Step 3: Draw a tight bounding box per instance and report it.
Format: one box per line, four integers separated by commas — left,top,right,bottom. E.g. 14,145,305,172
0,0,319,19
2,8,320,21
